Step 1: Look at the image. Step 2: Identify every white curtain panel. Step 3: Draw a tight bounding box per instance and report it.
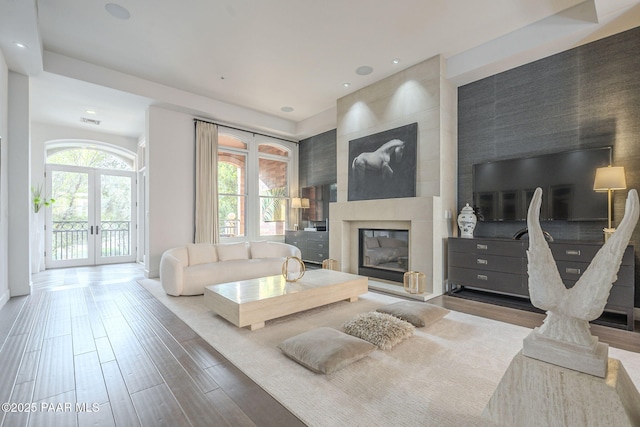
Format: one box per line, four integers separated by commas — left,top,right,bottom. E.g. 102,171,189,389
194,120,219,244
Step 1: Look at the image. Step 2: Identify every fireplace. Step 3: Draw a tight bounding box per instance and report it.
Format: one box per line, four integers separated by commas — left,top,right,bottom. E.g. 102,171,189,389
358,229,409,283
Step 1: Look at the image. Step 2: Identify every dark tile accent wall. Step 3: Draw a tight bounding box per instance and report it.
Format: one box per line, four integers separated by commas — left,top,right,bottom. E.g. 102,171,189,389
299,129,337,188
458,26,640,307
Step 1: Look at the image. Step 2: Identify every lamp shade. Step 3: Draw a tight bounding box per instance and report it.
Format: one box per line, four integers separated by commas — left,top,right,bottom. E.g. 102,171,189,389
301,198,310,208
291,197,302,209
594,166,626,191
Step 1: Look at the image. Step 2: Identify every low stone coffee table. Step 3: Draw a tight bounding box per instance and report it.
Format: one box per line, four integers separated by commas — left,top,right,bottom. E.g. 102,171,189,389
204,269,368,330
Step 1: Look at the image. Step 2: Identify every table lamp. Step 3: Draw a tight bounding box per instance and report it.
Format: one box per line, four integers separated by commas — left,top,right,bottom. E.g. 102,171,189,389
594,165,626,240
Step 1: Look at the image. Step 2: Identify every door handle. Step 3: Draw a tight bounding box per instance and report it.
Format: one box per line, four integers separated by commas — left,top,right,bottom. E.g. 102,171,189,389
96,226,99,235
90,225,94,235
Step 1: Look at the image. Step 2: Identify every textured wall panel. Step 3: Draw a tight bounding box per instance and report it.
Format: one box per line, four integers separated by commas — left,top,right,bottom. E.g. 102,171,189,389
458,25,640,307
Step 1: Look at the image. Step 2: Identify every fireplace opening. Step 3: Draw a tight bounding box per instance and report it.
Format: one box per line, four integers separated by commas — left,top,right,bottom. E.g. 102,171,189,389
359,229,409,283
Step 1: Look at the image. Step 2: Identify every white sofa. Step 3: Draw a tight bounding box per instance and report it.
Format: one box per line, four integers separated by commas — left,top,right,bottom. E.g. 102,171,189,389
160,241,302,296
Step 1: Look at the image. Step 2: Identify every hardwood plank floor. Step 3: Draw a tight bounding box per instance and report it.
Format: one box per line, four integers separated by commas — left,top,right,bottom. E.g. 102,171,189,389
1,263,637,427
0,264,304,427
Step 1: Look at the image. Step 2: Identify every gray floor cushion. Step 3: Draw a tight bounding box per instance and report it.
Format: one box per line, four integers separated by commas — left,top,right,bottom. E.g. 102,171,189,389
376,301,449,327
278,327,375,374
342,311,414,350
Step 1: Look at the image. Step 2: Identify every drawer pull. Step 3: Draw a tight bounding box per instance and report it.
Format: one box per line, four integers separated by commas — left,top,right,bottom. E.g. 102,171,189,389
477,274,488,281
565,249,581,256
476,244,488,250
565,267,581,275
477,259,488,265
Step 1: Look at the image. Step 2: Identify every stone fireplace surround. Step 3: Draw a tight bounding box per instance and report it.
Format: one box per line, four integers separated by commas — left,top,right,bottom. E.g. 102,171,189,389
330,196,443,298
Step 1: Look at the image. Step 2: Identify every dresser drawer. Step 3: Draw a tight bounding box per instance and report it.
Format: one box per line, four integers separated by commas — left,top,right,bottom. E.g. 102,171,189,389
307,239,328,252
307,232,328,243
449,238,525,257
561,278,634,310
449,267,528,296
449,252,525,275
303,249,327,263
550,244,634,266
555,261,634,287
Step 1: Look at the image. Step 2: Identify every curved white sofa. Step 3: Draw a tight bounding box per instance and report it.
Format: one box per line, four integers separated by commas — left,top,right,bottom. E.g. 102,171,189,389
160,241,302,296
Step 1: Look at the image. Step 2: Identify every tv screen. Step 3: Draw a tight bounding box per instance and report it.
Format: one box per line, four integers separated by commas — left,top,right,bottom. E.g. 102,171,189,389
472,147,611,221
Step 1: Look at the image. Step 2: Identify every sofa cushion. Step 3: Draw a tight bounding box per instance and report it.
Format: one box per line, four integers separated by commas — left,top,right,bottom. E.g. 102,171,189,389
342,312,414,350
278,327,375,374
250,241,271,259
217,242,250,261
187,243,217,266
364,236,380,249
376,301,449,328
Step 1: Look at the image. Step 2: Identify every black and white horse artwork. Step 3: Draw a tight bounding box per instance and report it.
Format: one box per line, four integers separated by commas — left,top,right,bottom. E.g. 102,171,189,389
348,123,417,201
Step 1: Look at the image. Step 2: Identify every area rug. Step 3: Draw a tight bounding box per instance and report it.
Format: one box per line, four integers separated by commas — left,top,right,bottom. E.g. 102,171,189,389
139,279,640,427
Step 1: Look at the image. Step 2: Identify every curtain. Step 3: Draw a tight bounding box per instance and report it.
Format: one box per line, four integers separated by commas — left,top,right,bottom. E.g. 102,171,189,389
194,120,219,244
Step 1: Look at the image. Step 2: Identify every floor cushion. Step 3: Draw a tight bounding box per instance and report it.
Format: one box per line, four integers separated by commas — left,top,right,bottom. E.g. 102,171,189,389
278,327,375,374
376,301,449,327
342,311,414,350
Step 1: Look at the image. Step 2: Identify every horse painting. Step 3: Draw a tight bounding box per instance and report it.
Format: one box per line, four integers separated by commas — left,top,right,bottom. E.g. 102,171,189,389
351,139,405,182
347,123,417,201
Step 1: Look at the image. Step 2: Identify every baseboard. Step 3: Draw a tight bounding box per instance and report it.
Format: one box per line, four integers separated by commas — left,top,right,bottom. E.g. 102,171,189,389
0,288,10,311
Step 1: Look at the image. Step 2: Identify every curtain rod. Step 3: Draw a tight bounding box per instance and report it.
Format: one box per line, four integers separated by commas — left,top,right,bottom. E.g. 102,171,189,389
194,118,299,144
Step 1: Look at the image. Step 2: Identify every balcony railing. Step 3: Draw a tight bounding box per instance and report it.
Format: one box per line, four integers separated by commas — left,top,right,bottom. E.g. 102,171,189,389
52,220,131,260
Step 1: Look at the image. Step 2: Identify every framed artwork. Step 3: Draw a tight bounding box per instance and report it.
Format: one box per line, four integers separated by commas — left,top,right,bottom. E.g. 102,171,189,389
348,123,417,201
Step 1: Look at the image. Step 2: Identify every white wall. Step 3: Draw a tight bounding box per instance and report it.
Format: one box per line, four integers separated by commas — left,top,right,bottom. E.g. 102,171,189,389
0,50,9,309
7,71,31,296
30,122,139,186
145,106,195,277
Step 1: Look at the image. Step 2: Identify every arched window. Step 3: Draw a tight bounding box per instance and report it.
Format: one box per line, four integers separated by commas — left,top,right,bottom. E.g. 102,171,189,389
218,135,247,237
47,146,134,170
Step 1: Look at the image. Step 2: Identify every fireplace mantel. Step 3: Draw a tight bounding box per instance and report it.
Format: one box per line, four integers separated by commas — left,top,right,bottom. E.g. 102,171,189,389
329,196,444,297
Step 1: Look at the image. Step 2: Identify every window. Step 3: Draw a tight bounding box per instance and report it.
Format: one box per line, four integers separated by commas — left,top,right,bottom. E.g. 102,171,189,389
217,131,294,240
218,137,247,237
47,147,133,170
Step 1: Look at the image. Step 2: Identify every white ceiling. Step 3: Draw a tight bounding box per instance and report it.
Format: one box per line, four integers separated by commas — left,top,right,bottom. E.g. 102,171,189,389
2,0,640,139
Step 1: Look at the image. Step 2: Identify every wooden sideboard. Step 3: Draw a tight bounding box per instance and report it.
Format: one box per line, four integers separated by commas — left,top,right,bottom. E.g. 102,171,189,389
284,230,329,264
447,237,635,330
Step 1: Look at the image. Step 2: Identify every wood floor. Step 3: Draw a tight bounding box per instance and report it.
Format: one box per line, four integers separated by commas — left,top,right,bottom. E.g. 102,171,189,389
1,264,638,427
0,264,305,427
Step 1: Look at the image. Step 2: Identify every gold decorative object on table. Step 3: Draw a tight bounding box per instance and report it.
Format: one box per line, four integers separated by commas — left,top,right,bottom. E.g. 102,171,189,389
282,256,306,282
322,259,339,270
403,271,426,294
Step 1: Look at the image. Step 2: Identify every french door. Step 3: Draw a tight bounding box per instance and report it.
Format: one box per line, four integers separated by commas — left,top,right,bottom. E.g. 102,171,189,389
45,165,137,268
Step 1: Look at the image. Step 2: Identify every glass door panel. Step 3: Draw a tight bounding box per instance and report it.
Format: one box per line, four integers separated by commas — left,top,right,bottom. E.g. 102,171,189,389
48,168,93,267
98,172,135,263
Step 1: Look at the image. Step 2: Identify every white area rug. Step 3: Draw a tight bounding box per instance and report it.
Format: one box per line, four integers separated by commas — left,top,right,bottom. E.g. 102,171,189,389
139,279,640,427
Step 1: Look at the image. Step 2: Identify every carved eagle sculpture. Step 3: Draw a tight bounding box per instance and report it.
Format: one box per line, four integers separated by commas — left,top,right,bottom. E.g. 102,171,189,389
527,187,639,346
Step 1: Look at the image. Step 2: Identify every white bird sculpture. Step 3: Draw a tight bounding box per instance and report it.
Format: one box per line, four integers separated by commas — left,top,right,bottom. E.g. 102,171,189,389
527,187,639,346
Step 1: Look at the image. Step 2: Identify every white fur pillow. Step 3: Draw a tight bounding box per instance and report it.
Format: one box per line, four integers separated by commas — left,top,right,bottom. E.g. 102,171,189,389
342,312,414,350
250,241,271,259
187,244,217,266
216,242,250,261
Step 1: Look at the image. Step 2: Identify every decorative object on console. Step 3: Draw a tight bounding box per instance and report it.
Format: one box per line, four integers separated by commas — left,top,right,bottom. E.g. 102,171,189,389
593,165,627,241
322,258,339,270
524,187,639,377
282,256,306,282
457,203,477,238
348,123,417,201
403,271,426,294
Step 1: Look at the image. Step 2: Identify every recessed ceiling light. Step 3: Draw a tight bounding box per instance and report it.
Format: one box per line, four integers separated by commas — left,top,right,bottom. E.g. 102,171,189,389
355,65,373,76
13,42,27,49
392,58,400,64
85,110,97,115
343,82,351,87
281,106,294,113
105,3,131,20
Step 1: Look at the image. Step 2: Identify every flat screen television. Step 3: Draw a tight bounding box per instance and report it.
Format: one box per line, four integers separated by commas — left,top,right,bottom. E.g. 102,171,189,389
472,147,611,221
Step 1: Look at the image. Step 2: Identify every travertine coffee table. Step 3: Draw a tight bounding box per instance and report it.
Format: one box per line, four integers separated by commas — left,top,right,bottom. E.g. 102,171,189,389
204,269,368,330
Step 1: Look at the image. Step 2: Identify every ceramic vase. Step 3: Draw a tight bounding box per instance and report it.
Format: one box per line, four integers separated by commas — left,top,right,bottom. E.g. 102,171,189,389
457,203,477,238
